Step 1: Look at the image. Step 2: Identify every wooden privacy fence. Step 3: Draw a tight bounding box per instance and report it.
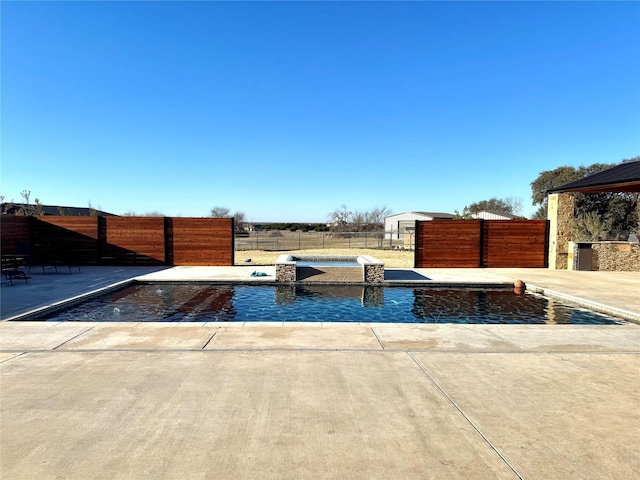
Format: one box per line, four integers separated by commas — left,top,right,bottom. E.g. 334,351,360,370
415,220,549,268
1,216,234,266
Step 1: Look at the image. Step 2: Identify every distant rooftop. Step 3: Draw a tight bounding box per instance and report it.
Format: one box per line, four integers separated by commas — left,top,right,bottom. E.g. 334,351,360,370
472,210,521,219
387,211,455,218
0,203,117,217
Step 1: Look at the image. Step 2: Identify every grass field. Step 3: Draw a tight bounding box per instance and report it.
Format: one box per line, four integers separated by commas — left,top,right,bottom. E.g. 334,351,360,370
234,248,415,268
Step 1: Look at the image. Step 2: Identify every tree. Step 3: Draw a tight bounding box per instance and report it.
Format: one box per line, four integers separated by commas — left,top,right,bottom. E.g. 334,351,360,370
574,192,639,239
457,197,522,219
327,206,390,232
121,211,165,217
574,212,613,241
531,158,639,238
4,190,45,216
233,211,245,232
210,206,245,232
328,205,352,232
530,163,615,219
210,207,231,218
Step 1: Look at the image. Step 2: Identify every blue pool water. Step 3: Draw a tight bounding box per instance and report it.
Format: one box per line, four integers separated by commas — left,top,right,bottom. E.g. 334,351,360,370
292,255,361,267
296,261,361,267
31,283,626,324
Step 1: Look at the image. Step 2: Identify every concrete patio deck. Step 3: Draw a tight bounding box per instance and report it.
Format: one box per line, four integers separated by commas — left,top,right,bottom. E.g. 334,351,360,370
1,266,639,479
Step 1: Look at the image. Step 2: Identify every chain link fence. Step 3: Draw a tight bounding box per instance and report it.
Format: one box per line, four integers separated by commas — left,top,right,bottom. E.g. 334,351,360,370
235,230,415,251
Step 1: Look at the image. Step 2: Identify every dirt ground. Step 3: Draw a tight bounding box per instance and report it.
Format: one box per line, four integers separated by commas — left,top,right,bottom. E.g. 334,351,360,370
234,248,415,268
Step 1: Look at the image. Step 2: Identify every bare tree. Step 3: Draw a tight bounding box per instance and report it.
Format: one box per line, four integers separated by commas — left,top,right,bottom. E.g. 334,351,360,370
328,206,390,232
121,211,165,217
210,207,231,218
14,190,44,216
328,205,352,232
233,211,246,231
210,206,245,232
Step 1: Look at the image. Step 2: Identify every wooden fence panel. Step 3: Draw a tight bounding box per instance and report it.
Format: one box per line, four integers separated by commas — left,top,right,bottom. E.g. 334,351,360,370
415,220,482,267
415,219,549,268
170,218,234,266
3,215,235,266
103,217,166,265
483,220,548,268
32,216,99,264
0,216,31,255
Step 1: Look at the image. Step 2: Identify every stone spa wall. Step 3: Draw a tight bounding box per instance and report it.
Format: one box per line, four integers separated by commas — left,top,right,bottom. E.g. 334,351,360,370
275,255,385,283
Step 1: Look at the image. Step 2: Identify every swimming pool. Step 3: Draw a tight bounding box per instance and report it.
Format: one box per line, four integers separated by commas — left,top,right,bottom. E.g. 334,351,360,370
29,283,626,324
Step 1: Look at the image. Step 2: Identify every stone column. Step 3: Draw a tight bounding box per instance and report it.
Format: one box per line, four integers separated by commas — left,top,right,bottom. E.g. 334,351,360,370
547,193,575,270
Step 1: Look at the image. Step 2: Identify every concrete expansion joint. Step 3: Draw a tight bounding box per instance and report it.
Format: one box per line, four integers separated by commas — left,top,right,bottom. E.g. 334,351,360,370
460,326,524,352
51,327,93,350
406,351,525,480
201,330,217,349
370,327,386,349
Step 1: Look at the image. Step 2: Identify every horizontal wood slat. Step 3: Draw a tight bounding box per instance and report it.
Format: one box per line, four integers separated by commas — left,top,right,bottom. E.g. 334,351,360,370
170,218,234,266
415,220,548,268
0,216,31,255
32,217,99,264
483,220,548,268
35,216,99,238
416,221,482,267
1,216,235,266
103,217,166,265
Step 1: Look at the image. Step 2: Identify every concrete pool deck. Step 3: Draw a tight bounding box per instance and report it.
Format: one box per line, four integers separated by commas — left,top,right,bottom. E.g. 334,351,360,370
1,266,639,479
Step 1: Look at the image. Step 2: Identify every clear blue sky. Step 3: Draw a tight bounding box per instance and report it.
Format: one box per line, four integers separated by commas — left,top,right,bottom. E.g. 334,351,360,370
2,1,639,222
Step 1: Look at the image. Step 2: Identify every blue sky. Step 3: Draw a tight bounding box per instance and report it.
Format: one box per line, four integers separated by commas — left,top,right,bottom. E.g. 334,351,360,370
2,1,639,222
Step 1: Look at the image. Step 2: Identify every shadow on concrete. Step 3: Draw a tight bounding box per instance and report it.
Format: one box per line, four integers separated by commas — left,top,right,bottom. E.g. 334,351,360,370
1,266,172,321
384,269,432,281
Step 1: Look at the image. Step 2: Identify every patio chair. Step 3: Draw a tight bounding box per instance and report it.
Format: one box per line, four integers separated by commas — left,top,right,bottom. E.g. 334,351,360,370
15,243,80,274
2,268,31,286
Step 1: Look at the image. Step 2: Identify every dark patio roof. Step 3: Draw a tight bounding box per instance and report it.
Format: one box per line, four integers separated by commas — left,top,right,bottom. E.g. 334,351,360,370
0,203,117,216
548,159,640,194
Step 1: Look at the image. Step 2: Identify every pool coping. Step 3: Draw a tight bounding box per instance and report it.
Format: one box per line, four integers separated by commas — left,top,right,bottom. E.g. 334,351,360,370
525,284,640,323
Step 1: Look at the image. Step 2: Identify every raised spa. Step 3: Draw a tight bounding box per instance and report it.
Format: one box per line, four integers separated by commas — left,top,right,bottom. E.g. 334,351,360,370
275,254,385,283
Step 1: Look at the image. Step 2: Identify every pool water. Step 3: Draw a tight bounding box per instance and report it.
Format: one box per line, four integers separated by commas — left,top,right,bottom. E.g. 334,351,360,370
32,283,626,324
296,261,361,267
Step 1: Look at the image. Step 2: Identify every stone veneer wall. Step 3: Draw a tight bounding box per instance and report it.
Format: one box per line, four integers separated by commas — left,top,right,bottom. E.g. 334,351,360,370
275,263,296,282
592,243,640,271
275,254,385,283
363,264,384,283
547,193,575,270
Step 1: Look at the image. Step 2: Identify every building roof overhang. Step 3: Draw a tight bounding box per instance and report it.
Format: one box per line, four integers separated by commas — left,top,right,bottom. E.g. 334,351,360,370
548,160,640,194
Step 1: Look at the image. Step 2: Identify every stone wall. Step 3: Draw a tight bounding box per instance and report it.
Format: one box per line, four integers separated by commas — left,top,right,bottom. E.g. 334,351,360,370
275,263,296,282
363,264,384,283
592,243,640,271
275,254,385,283
547,193,575,270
